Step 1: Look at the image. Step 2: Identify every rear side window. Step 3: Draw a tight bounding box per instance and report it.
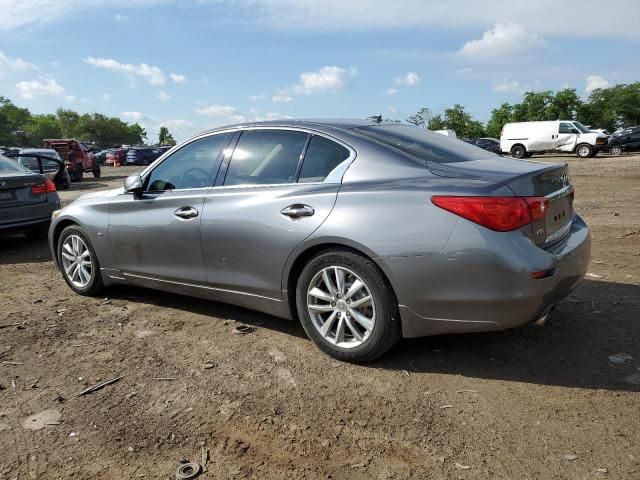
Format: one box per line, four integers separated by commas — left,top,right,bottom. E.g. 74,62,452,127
224,130,308,186
146,133,229,191
298,136,350,183
355,125,488,164
0,155,29,173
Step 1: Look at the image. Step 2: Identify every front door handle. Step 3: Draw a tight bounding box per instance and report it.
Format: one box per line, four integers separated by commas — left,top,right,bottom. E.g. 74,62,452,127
280,204,315,219
174,206,199,220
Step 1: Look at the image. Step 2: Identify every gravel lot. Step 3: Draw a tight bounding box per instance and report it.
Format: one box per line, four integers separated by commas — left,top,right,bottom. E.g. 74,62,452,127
1,153,639,479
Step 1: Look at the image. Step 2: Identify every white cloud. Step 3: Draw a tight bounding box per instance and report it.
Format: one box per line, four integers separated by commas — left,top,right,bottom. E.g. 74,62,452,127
394,71,421,86
164,119,193,129
114,13,128,22
158,90,171,101
121,111,146,122
460,22,546,59
0,50,36,77
84,56,165,85
16,77,65,99
456,67,473,75
251,112,292,122
249,94,266,101
274,65,357,102
170,72,187,84
272,94,293,103
493,79,522,93
103,93,111,101
585,75,610,93
386,87,398,95
64,94,76,102
2,1,640,39
195,104,239,117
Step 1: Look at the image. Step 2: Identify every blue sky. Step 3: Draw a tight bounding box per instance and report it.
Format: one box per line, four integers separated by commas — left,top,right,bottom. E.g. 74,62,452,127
1,0,639,142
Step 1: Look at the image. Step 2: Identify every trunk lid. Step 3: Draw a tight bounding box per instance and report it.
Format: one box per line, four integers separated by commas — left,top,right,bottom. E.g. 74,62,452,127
428,157,573,247
0,172,49,208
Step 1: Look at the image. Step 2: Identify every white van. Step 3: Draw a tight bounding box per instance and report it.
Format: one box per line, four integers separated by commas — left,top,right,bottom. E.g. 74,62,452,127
500,120,608,159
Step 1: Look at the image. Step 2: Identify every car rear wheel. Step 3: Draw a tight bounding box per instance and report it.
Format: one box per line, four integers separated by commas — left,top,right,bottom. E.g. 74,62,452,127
610,145,622,156
576,144,593,158
510,145,526,159
73,163,83,182
57,226,103,296
296,250,401,362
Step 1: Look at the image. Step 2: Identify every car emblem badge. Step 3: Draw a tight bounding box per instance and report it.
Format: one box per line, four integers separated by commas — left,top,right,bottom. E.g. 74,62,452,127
561,173,568,187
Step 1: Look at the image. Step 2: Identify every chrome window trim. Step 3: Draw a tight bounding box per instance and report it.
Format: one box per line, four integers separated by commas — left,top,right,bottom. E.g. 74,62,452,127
219,126,356,188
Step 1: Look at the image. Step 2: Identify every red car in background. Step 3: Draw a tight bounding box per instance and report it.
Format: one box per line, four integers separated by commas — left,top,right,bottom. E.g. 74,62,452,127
43,139,100,181
105,148,128,167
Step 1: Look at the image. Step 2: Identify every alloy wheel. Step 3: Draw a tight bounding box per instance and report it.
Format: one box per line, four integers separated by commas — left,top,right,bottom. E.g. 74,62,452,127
306,266,376,349
61,235,93,288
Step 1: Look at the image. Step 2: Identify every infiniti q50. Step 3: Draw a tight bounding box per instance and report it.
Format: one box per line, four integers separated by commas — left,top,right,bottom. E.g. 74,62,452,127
49,120,590,362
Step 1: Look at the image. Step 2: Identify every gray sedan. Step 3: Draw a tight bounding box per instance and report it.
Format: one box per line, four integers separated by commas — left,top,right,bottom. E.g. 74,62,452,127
0,155,60,239
48,120,590,361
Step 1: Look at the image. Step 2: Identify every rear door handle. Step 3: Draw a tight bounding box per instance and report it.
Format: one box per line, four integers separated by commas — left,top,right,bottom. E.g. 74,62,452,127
173,206,199,220
280,204,315,219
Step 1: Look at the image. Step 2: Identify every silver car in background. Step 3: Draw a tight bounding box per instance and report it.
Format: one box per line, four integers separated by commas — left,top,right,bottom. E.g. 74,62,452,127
49,120,590,362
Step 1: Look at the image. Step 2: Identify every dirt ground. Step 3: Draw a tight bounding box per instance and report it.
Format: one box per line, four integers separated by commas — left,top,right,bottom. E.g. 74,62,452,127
1,153,639,479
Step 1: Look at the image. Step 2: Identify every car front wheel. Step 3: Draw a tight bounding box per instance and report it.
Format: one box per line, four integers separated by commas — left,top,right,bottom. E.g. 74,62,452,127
296,250,401,362
57,225,104,296
610,145,622,156
576,144,593,158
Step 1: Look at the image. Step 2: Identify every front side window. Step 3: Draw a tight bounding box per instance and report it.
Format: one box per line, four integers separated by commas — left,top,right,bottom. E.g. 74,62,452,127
146,133,229,191
298,135,350,183
559,123,575,134
224,130,308,186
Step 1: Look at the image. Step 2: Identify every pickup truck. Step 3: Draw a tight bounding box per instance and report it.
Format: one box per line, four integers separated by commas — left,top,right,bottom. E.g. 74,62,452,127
43,139,100,181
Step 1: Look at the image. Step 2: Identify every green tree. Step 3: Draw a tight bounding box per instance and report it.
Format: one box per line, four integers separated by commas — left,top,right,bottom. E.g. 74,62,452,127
158,126,176,145
485,103,513,138
56,109,81,137
551,88,582,120
511,91,556,122
0,97,32,146
443,104,484,138
26,114,62,146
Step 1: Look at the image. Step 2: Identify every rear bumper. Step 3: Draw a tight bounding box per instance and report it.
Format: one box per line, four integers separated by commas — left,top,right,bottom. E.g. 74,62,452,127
0,198,59,236
0,216,52,235
378,215,591,338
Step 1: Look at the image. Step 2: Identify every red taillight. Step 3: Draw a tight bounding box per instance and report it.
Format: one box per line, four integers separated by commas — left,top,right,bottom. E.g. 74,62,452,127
31,179,56,195
432,196,548,232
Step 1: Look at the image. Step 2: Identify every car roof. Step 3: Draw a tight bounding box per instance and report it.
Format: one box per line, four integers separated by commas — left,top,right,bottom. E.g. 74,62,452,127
196,118,387,137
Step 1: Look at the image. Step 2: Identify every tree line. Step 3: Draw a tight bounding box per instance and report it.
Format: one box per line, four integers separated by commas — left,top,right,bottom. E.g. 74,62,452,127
406,82,640,139
0,96,176,149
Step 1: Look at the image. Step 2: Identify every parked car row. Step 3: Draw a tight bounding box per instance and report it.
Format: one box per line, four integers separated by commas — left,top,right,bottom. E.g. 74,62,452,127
101,145,171,166
607,126,640,155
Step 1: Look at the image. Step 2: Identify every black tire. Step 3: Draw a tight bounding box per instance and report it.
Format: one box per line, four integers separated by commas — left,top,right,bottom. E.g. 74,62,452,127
25,223,49,241
73,163,83,182
295,249,401,362
576,143,593,158
610,145,622,156
57,225,104,296
510,144,526,159
524,152,533,158
92,164,101,178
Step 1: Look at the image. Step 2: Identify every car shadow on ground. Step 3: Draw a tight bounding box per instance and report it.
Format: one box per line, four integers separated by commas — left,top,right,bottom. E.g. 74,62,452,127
0,237,52,265
108,279,639,392
106,284,308,340
372,279,640,392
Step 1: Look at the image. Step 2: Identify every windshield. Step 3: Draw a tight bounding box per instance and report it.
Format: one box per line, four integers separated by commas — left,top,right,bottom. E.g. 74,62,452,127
354,124,492,164
572,121,591,134
0,155,30,174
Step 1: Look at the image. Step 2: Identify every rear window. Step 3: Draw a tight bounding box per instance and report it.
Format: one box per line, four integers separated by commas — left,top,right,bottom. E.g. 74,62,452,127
355,125,490,164
0,155,29,173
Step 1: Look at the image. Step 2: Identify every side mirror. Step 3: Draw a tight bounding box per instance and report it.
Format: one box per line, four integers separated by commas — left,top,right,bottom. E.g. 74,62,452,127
571,129,580,135
124,174,144,196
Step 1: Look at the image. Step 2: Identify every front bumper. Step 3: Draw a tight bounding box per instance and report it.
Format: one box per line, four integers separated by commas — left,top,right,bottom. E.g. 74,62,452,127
379,215,591,338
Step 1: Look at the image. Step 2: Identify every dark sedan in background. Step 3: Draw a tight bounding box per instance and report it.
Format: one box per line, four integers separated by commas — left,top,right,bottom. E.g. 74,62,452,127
464,137,502,155
0,155,60,239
